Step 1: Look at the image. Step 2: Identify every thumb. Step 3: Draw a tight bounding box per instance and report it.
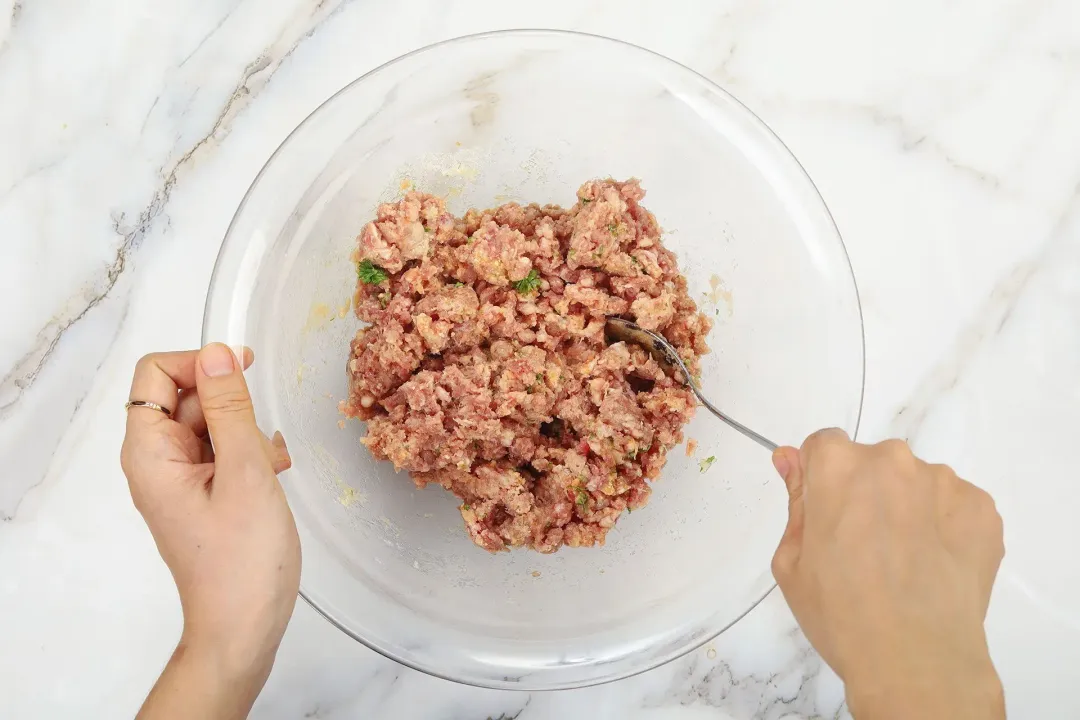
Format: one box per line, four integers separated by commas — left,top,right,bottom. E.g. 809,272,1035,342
196,343,266,467
770,446,805,581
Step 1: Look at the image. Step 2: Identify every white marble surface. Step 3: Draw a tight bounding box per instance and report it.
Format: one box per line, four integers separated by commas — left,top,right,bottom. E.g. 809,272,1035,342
2,0,1079,716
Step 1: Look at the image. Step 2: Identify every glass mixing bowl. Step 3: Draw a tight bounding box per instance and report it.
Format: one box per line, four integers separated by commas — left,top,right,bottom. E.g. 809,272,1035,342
203,30,864,689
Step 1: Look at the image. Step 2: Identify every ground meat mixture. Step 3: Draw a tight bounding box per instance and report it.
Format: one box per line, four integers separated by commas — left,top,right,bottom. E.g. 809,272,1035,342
342,179,712,553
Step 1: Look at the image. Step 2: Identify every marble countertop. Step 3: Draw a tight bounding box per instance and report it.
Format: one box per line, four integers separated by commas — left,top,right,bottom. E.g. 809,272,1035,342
2,0,1079,717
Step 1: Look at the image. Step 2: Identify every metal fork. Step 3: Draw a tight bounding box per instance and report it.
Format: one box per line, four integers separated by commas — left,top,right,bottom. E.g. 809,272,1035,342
605,317,778,452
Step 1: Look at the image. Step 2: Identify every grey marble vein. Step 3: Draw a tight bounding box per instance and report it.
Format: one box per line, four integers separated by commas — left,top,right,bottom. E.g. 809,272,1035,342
892,181,1080,444
0,154,62,205
643,630,846,720
772,99,1007,192
286,665,403,719
0,0,365,521
177,0,243,70
0,0,21,59
0,0,353,418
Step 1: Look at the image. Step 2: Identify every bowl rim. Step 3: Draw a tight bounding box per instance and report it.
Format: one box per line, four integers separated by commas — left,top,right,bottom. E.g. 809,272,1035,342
202,27,866,691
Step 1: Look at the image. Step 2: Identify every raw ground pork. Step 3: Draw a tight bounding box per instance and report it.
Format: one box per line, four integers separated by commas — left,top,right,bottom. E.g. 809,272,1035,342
342,179,711,552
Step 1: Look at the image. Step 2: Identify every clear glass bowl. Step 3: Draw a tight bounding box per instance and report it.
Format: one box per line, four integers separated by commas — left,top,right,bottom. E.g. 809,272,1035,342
203,30,864,690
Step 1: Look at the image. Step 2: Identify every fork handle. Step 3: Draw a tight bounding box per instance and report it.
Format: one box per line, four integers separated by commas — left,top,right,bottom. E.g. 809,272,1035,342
691,385,778,452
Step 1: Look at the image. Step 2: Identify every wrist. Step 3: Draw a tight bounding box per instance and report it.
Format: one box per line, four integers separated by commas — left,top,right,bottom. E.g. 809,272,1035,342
178,625,280,694
846,657,1004,720
137,638,275,720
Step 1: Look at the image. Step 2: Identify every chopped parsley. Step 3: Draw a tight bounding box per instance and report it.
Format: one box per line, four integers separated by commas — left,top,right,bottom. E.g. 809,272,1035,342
357,259,388,285
452,281,465,287
535,372,545,384
580,198,591,204
699,455,717,473
377,292,391,308
513,269,542,295
607,223,619,236
574,486,589,510
463,503,471,511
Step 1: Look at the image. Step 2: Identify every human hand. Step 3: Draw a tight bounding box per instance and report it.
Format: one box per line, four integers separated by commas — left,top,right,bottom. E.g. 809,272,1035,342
771,431,1005,720
120,344,300,719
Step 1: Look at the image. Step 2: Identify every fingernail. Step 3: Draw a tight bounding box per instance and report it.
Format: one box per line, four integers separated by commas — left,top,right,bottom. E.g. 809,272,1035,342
772,449,790,479
272,431,286,448
200,343,236,377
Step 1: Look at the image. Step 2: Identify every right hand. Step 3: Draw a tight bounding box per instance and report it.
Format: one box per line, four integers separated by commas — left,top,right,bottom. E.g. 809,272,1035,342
771,430,1005,720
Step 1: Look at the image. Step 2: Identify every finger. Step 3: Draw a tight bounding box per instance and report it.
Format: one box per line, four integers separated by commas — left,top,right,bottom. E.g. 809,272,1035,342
200,438,215,465
799,427,855,493
265,431,292,475
172,389,204,435
195,343,267,470
172,349,255,436
771,446,805,581
127,351,200,421
941,473,1005,610
128,348,254,426
796,428,862,526
773,446,805,513
800,427,851,460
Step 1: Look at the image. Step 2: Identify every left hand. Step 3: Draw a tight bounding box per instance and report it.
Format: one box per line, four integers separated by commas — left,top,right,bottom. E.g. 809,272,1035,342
120,344,300,715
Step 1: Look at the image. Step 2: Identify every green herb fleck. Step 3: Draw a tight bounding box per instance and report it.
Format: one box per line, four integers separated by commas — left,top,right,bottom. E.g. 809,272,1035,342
627,506,633,514
513,269,542,295
574,486,589,510
699,455,717,473
357,260,389,285
536,372,545,384
377,292,391,308
453,281,465,288
463,503,471,511
581,198,591,204
629,255,640,265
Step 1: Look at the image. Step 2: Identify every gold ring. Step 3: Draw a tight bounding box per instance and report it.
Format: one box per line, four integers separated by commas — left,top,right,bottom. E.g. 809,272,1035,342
125,400,173,417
